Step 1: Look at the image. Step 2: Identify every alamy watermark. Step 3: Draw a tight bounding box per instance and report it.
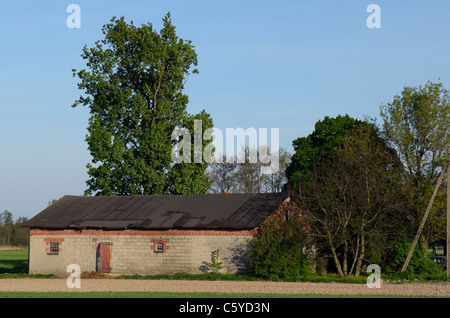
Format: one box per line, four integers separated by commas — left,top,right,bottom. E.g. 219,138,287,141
366,264,381,288
366,4,381,29
66,4,81,29
171,120,280,175
66,264,81,288
65,4,380,31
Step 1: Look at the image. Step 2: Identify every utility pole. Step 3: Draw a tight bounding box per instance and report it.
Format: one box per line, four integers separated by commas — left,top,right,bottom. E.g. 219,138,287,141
447,146,450,277
402,158,448,273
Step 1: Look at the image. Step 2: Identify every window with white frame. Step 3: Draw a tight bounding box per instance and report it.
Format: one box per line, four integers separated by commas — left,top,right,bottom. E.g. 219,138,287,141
156,242,164,252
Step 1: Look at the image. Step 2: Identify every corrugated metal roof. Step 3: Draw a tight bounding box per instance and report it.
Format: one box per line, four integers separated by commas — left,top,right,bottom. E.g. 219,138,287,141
24,193,288,230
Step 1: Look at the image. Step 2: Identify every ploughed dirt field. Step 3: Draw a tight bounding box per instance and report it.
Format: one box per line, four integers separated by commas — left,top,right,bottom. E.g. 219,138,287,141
0,277,449,296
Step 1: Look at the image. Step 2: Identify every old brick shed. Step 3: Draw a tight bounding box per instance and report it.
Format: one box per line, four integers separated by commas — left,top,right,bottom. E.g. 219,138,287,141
24,193,293,275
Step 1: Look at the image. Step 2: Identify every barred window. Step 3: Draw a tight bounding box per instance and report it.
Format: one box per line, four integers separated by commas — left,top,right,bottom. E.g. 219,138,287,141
156,242,164,252
49,242,59,254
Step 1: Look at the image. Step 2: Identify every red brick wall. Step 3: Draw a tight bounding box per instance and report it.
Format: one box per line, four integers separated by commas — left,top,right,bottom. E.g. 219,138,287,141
30,228,255,236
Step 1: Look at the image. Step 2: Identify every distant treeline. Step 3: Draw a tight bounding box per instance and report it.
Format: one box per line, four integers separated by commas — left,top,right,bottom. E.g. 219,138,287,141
0,210,29,246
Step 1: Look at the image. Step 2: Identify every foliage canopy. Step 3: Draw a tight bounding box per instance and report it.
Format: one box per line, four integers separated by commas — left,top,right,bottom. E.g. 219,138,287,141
380,81,450,251
72,13,213,196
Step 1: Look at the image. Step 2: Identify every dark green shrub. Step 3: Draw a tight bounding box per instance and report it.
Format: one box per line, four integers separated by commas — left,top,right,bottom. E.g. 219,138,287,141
252,243,311,281
385,239,442,278
248,204,311,280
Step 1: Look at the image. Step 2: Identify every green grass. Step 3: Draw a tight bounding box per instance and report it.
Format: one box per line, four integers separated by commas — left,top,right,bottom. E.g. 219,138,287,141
0,249,448,298
117,273,258,281
117,272,370,284
0,249,28,274
0,249,448,283
0,249,56,278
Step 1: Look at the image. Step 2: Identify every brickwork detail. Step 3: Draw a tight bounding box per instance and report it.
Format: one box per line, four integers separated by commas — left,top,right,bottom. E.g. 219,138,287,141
43,237,64,253
150,239,169,253
30,228,255,236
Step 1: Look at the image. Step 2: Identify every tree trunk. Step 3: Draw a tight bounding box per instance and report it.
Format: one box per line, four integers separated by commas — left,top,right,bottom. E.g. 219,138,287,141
354,234,365,277
419,234,428,258
330,246,345,277
343,241,348,276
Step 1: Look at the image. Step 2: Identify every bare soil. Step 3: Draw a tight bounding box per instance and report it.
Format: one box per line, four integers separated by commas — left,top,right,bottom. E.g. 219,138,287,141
0,277,449,296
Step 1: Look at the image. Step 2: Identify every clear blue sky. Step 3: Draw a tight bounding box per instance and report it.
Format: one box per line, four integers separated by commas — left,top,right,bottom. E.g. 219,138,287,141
1,0,450,219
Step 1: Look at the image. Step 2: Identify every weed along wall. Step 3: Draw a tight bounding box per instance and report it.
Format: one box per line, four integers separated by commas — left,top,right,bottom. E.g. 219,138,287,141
28,229,253,275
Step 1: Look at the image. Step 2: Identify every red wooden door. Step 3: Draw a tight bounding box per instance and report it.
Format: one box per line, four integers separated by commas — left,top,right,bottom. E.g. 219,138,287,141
97,242,112,273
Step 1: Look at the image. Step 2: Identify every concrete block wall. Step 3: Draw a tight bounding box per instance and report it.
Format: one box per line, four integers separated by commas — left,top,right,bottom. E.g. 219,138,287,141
28,229,253,275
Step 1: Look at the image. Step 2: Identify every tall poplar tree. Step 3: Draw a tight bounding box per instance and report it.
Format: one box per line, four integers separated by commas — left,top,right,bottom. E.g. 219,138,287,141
72,13,213,195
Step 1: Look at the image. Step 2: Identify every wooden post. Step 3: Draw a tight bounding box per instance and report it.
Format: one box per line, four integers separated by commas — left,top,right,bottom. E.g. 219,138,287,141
447,146,450,277
401,162,447,272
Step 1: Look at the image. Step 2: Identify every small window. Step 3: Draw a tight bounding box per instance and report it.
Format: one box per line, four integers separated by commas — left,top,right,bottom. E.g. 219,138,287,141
156,242,164,252
49,242,59,254
151,239,169,253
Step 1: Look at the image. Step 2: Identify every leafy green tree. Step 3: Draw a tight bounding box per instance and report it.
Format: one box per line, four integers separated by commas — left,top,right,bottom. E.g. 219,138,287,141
285,115,364,192
380,81,450,255
72,13,213,195
294,124,408,277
